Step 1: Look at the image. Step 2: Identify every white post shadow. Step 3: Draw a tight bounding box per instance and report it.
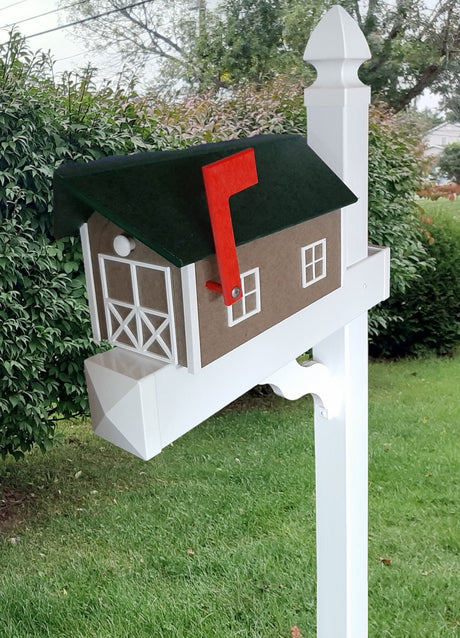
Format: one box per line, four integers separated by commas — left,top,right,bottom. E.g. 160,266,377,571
304,7,371,637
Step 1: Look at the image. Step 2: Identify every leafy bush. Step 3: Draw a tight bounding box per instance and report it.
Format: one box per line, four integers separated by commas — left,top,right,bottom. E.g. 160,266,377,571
144,76,307,145
0,35,159,459
366,108,431,342
418,182,460,201
369,210,460,357
0,217,94,458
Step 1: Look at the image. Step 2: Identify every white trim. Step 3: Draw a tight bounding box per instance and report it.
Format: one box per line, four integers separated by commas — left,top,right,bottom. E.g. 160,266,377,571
301,238,327,288
181,264,202,374
227,268,261,328
108,302,138,346
227,267,261,327
163,262,178,365
79,223,101,341
98,254,178,364
100,253,171,274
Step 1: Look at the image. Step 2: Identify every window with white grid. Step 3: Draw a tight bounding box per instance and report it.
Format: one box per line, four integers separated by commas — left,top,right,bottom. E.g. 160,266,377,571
301,239,327,288
227,267,261,327
99,255,177,364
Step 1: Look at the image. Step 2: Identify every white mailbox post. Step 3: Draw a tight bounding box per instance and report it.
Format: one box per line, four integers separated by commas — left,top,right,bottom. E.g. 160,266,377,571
306,7,374,637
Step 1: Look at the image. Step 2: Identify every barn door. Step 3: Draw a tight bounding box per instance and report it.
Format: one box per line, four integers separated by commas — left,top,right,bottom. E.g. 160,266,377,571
99,254,178,364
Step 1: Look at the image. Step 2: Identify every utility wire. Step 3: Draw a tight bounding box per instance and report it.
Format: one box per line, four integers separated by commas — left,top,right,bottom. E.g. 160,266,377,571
1,0,92,29
24,0,153,40
55,46,99,62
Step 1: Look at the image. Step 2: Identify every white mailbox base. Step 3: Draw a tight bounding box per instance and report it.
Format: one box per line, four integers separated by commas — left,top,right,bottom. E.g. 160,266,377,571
85,245,389,461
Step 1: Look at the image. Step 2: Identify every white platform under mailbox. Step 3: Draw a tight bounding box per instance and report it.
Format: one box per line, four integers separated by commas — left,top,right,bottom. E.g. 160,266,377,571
86,244,389,460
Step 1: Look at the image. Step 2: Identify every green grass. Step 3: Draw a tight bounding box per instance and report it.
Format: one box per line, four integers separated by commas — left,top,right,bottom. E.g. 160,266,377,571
419,196,460,221
1,355,459,637
368,356,459,637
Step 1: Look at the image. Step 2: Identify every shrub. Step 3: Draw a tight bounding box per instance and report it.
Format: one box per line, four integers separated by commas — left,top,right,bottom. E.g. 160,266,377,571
144,76,307,145
418,182,460,201
0,35,159,458
0,216,95,458
369,209,460,357
366,108,432,343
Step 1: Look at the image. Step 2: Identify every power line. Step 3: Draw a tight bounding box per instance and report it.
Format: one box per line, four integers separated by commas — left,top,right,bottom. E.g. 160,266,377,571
55,46,99,62
24,0,153,40
1,0,92,30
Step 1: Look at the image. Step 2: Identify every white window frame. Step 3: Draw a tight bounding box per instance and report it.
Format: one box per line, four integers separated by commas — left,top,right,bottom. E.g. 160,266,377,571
227,267,261,327
301,238,327,288
99,254,178,364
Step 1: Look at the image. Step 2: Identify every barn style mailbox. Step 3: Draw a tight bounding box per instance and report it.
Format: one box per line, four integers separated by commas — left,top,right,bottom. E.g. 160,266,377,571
53,7,390,637
54,134,360,458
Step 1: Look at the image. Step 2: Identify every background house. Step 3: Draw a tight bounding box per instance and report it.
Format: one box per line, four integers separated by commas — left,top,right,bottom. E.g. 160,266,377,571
423,122,460,158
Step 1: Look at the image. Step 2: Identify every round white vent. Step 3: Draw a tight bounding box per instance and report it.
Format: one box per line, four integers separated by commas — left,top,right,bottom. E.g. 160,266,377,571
113,235,136,257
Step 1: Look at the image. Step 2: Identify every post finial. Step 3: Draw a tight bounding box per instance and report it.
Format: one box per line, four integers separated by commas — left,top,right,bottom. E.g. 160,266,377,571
304,5,370,89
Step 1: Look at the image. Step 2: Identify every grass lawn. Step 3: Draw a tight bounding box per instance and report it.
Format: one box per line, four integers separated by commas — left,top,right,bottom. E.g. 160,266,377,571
1,355,459,637
419,196,460,221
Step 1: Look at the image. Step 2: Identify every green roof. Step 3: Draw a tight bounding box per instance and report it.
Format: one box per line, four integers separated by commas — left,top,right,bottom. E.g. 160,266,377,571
53,134,356,267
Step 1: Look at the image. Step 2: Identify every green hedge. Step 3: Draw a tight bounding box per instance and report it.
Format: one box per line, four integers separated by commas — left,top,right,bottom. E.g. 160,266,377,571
0,36,156,459
370,209,460,357
0,218,93,456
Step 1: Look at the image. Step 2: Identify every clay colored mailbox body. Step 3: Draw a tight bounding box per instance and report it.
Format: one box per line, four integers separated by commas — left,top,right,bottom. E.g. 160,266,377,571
54,7,390,638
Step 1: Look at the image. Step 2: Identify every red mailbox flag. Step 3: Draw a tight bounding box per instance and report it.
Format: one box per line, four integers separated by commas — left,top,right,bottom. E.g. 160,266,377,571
202,148,258,306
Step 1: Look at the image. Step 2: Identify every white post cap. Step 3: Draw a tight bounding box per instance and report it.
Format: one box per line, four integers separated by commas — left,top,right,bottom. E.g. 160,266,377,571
304,5,371,92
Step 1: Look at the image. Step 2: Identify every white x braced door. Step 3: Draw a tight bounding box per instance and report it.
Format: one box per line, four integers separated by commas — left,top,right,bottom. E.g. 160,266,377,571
99,254,178,364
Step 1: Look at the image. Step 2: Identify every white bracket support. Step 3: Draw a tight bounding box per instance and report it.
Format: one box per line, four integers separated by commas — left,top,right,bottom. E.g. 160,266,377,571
263,359,338,419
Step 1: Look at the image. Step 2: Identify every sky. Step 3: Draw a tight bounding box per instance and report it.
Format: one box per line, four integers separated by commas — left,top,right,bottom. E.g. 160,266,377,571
0,0,441,108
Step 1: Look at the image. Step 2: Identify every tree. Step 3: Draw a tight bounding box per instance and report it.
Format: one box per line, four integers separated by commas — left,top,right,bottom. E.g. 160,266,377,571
57,0,216,91
58,0,286,92
441,81,460,122
59,0,460,107
186,0,286,89
283,0,460,112
438,143,460,182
